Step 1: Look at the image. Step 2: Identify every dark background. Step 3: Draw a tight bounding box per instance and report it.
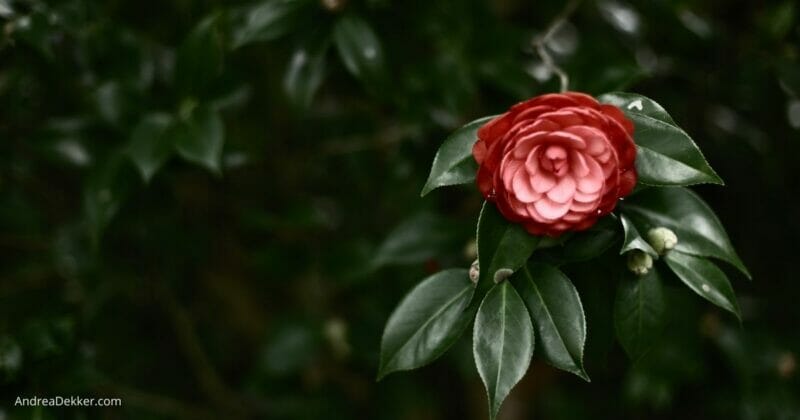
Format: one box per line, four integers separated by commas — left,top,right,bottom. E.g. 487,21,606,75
0,0,798,418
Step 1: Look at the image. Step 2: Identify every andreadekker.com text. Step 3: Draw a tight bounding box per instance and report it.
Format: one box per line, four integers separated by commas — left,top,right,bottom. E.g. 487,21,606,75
14,396,122,407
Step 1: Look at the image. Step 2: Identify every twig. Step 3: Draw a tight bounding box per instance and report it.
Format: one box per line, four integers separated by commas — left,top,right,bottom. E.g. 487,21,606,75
156,285,252,418
533,0,582,92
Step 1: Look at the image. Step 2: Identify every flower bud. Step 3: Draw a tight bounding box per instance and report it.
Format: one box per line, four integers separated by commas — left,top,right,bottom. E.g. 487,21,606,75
469,259,479,284
626,250,653,276
647,227,678,255
323,318,351,360
493,268,514,283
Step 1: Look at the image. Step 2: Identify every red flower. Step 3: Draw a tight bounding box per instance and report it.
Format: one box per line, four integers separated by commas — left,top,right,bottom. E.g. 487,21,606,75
473,92,637,237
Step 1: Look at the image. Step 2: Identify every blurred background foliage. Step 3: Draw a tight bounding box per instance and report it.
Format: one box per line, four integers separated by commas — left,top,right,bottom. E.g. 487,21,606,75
0,0,798,418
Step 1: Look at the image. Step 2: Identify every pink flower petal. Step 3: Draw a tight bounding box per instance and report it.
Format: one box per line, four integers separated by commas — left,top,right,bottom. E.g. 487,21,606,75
531,171,557,193
512,169,541,203
562,211,585,222
573,190,600,203
525,146,542,174
564,125,609,156
534,197,572,220
512,132,548,159
576,157,604,193
501,160,523,191
544,145,568,160
546,176,576,203
570,200,597,212
570,150,590,177
507,196,530,218
542,131,586,149
526,203,549,223
596,149,611,164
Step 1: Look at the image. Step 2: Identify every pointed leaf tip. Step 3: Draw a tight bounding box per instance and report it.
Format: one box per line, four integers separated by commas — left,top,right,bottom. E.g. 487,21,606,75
421,115,496,196
473,281,534,419
513,263,589,381
378,269,476,379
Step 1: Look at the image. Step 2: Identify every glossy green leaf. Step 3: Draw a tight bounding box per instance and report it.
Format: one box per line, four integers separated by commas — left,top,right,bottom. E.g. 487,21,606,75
512,263,588,381
561,215,620,262
127,113,174,182
569,264,615,372
175,15,224,94
619,213,657,257
378,269,476,380
333,14,385,83
371,213,461,268
599,92,723,186
231,0,310,48
420,116,495,196
83,153,137,245
0,1,14,18
614,267,666,361
473,281,534,420
621,187,750,278
93,82,126,126
476,202,540,290
14,11,55,59
664,251,740,319
174,104,225,173
284,35,329,108
260,322,320,377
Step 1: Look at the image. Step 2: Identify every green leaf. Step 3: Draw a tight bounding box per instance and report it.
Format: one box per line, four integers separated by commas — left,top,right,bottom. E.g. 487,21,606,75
664,251,741,319
0,1,14,18
175,15,225,95
127,113,174,182
420,116,495,196
512,263,588,381
614,267,666,361
476,202,540,290
231,0,311,48
284,35,329,108
174,104,225,173
599,92,723,186
473,281,534,420
569,264,615,372
371,213,462,268
560,215,620,262
619,213,657,257
260,322,321,377
378,269,476,380
621,187,750,278
83,153,137,246
333,14,385,84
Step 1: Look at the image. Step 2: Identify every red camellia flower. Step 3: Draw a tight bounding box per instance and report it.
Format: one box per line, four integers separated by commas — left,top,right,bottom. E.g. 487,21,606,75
472,92,637,237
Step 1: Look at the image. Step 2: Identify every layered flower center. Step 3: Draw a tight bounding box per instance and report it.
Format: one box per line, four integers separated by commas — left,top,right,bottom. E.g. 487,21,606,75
473,92,637,236
499,124,615,224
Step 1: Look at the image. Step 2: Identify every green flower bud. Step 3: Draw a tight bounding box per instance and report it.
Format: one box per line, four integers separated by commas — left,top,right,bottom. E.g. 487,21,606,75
647,227,678,255
627,250,653,276
493,268,513,283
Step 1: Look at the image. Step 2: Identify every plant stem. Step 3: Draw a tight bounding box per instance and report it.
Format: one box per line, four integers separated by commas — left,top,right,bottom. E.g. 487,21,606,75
533,0,582,92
